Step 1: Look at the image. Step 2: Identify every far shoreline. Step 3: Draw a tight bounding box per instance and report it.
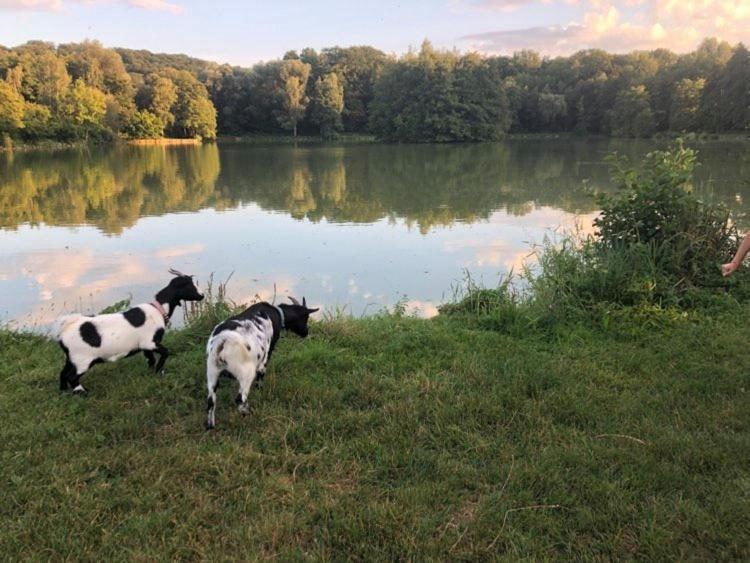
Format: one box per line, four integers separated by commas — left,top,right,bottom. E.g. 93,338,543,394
2,132,749,154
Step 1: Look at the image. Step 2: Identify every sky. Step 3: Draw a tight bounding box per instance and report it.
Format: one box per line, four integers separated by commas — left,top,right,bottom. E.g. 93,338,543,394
1,0,749,66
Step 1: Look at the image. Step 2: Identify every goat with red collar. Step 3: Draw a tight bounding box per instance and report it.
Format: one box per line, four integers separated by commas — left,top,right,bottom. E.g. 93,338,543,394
55,269,204,395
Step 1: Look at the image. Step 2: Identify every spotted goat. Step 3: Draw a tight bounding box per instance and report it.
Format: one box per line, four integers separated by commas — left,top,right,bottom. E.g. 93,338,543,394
56,269,204,394
205,296,318,429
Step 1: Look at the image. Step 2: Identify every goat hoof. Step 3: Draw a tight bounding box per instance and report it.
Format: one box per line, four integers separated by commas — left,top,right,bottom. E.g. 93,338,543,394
238,404,251,416
205,422,215,431
72,385,87,396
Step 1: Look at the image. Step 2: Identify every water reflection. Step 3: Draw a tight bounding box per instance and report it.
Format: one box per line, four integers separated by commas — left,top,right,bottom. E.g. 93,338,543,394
0,141,613,234
1,139,749,328
0,144,223,234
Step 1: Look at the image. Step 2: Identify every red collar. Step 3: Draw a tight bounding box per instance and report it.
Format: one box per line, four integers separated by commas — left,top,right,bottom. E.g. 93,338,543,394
150,301,169,324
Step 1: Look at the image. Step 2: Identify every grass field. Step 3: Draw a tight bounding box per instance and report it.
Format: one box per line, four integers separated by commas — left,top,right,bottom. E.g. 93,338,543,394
2,299,749,560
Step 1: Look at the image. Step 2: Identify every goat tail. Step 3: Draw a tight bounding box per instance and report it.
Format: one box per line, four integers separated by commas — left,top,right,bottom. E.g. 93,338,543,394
52,314,83,341
207,331,252,369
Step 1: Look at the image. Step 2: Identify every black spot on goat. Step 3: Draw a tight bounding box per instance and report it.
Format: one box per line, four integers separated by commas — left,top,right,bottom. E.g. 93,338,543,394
123,307,146,327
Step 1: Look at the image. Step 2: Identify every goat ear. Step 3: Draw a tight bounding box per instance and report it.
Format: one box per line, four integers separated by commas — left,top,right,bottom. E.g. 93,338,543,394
306,307,319,314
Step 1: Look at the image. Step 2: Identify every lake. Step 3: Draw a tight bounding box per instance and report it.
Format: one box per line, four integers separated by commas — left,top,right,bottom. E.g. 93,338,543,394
2,138,749,329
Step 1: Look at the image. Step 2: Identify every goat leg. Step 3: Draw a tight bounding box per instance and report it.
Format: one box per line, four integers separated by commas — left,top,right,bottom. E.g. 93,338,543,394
143,350,156,369
153,345,169,374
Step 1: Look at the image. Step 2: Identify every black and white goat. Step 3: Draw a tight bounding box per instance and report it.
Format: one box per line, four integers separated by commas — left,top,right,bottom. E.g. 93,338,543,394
56,269,204,394
205,296,318,429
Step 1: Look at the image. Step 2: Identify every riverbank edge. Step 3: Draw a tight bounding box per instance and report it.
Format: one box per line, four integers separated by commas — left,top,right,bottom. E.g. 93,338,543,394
3,131,750,153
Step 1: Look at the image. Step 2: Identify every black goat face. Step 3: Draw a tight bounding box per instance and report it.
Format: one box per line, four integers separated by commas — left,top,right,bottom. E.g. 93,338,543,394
169,275,204,303
281,296,319,338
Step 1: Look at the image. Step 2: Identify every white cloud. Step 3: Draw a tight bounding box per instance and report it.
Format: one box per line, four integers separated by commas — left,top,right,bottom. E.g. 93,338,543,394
0,0,62,9
454,0,539,12
128,0,182,14
0,0,183,13
460,0,750,54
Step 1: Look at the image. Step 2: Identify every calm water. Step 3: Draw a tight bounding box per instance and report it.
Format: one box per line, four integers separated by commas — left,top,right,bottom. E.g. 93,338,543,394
2,139,749,329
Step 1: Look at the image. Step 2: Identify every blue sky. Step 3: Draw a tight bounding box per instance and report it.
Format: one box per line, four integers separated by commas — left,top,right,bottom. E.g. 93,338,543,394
1,0,748,65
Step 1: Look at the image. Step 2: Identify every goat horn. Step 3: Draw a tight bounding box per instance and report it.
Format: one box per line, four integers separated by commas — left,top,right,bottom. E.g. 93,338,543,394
288,296,301,306
168,268,185,277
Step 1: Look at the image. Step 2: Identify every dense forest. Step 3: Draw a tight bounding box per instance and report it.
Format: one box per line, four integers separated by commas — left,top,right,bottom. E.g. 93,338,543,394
0,38,749,144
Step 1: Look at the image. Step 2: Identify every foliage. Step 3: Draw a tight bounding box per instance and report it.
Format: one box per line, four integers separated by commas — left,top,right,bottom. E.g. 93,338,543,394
607,85,655,138
2,38,750,143
123,109,163,139
274,59,311,137
699,44,750,131
135,73,177,128
436,142,746,320
595,143,738,286
57,79,108,141
0,80,25,134
370,41,511,142
532,143,742,312
310,72,344,139
20,102,52,141
669,78,705,131
164,69,217,140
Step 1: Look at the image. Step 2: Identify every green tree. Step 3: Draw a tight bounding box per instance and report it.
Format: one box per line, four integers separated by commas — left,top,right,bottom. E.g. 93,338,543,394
59,79,108,140
607,85,655,138
370,42,510,142
136,73,178,129
165,70,217,139
700,44,750,131
275,59,311,136
310,72,344,138
538,91,567,130
123,109,163,138
669,78,705,131
21,102,52,141
19,48,70,106
0,80,25,135
320,46,388,132
60,40,133,103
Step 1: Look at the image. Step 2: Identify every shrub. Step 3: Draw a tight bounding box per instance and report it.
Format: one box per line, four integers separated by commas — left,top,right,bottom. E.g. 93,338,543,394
595,143,739,292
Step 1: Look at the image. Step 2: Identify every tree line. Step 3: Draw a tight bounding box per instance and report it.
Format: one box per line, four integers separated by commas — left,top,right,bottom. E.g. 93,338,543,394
1,38,749,144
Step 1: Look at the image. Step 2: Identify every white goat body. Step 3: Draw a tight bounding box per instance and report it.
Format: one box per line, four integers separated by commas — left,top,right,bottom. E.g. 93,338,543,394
205,315,274,429
56,304,167,392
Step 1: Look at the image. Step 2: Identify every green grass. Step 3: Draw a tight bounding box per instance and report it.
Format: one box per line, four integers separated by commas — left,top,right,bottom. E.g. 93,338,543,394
1,304,749,560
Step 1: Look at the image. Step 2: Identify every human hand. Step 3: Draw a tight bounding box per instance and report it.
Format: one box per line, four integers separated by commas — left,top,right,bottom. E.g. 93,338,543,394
722,261,740,277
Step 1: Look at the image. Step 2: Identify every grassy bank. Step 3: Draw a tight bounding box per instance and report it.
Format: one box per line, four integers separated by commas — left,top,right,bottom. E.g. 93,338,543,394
1,300,750,559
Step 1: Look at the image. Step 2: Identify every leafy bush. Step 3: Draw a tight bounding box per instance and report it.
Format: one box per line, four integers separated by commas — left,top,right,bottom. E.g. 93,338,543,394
595,143,739,291
442,142,746,326
534,142,743,311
